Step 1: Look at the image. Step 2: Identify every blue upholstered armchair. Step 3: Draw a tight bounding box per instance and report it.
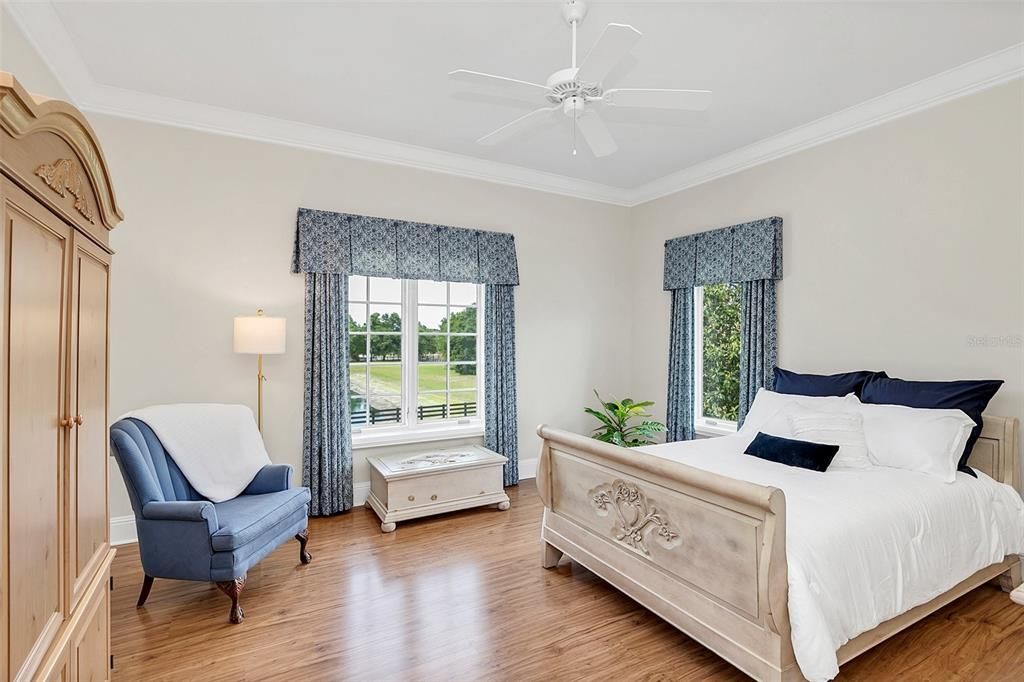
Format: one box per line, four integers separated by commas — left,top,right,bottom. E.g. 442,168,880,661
110,417,312,623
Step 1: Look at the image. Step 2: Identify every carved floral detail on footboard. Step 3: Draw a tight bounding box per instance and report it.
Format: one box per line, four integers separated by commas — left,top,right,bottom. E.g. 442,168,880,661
589,480,681,555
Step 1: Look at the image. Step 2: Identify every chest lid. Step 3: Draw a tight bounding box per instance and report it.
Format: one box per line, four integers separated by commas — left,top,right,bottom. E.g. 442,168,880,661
370,445,506,480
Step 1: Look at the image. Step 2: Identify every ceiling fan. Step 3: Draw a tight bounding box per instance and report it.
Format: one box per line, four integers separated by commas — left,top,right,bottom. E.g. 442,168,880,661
449,0,712,158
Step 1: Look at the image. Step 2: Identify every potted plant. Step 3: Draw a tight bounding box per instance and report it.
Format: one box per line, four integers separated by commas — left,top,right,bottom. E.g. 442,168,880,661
584,390,666,447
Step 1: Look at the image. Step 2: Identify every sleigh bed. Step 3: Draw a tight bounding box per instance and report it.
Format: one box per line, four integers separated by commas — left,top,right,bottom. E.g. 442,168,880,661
535,416,1023,681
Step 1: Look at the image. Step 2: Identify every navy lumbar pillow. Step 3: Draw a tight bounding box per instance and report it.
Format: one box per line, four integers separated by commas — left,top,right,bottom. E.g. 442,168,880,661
859,375,1003,477
773,366,886,398
744,432,840,472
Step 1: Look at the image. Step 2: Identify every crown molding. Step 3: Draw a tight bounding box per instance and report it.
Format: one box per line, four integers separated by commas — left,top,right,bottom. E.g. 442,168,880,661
6,2,1022,208
81,83,635,205
629,42,1024,205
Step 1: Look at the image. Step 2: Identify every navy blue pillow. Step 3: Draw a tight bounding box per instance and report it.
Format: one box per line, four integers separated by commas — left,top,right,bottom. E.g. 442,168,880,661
860,376,1003,477
744,432,839,472
773,367,886,398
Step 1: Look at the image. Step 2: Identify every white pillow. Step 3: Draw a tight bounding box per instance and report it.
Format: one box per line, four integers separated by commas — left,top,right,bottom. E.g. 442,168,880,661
789,410,873,470
740,389,858,440
856,401,975,482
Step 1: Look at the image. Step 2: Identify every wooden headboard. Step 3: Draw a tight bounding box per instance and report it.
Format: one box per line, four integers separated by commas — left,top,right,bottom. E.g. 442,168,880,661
969,415,1020,493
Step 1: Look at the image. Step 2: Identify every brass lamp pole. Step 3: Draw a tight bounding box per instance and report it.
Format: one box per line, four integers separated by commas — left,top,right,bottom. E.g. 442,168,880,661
233,309,286,432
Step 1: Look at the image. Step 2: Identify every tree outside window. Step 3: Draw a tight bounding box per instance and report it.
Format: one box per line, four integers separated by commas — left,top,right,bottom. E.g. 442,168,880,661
700,282,741,422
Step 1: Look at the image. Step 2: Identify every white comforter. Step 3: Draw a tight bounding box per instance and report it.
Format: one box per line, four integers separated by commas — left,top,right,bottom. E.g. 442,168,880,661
637,435,1024,682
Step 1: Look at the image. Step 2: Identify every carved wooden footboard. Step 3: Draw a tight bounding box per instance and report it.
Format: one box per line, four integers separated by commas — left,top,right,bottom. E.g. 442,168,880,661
536,425,799,681
537,418,1022,682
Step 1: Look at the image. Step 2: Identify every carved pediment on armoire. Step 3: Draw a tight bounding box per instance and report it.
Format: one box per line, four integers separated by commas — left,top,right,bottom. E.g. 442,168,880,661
0,71,123,244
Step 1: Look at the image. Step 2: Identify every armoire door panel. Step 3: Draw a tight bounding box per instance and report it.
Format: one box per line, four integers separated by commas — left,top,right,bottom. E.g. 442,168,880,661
4,181,71,681
44,655,69,682
72,572,110,682
68,234,112,610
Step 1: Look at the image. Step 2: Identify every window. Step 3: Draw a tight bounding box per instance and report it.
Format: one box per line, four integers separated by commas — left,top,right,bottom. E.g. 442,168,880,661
694,283,741,435
348,275,484,446
348,276,404,428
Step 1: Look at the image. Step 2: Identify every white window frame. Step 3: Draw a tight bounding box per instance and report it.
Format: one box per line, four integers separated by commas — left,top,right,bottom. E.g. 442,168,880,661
693,285,739,438
351,278,485,449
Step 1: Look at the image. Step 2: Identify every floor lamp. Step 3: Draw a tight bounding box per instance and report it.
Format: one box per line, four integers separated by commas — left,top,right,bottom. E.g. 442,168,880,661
233,309,286,432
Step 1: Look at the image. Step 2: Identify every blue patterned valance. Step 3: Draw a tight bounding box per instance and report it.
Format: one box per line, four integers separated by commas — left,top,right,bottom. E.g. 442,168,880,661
292,208,520,286
663,216,782,290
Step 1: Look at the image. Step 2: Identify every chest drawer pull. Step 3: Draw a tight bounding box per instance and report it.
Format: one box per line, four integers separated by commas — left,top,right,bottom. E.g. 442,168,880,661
430,494,438,501
408,495,415,502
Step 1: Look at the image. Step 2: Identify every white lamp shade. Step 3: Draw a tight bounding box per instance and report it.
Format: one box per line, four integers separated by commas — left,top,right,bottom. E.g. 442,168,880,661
233,314,286,354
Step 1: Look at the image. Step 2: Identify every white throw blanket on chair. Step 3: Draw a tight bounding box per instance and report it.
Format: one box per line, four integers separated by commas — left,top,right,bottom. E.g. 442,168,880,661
122,403,272,503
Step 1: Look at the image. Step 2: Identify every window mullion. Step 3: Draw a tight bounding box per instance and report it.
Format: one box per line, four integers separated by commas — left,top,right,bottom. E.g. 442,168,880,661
445,283,451,417
404,279,417,427
693,286,705,423
477,284,484,423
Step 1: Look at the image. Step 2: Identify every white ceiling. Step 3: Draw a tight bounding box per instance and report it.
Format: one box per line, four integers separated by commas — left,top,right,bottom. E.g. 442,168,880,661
11,1,1024,201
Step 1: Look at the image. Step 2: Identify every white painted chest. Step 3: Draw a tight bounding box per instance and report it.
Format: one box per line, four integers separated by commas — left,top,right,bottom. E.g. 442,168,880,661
366,445,510,532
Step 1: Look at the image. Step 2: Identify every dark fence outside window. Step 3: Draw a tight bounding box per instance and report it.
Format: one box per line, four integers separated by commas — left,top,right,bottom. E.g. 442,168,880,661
351,401,477,426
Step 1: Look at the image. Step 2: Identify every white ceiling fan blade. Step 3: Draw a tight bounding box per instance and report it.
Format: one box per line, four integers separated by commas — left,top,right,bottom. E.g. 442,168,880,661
477,106,559,146
575,23,642,84
575,111,617,157
449,69,551,100
603,88,713,111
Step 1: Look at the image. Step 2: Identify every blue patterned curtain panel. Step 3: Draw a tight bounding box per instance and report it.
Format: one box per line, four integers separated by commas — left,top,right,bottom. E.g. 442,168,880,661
485,285,519,485
302,273,353,515
664,216,782,289
663,216,782,434
666,288,695,442
293,208,519,286
739,280,778,425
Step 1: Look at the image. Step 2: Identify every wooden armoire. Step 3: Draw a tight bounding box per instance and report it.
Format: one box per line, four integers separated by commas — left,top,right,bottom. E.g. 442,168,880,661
0,72,123,681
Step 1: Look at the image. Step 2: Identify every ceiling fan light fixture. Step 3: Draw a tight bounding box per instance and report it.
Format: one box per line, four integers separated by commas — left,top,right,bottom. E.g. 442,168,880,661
563,96,584,118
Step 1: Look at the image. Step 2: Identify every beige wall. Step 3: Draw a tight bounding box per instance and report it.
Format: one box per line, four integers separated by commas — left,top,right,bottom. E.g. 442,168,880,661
94,114,632,518
630,81,1024,453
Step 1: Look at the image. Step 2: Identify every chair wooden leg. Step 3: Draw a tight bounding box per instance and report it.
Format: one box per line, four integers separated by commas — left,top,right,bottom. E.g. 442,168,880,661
215,576,246,624
136,575,154,609
296,529,312,564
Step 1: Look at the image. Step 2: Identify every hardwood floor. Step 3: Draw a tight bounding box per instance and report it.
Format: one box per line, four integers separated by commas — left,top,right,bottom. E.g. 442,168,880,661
111,483,1024,681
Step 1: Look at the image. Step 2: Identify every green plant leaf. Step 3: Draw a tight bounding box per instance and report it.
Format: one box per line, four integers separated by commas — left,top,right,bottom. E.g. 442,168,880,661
584,407,615,428
584,389,663,448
